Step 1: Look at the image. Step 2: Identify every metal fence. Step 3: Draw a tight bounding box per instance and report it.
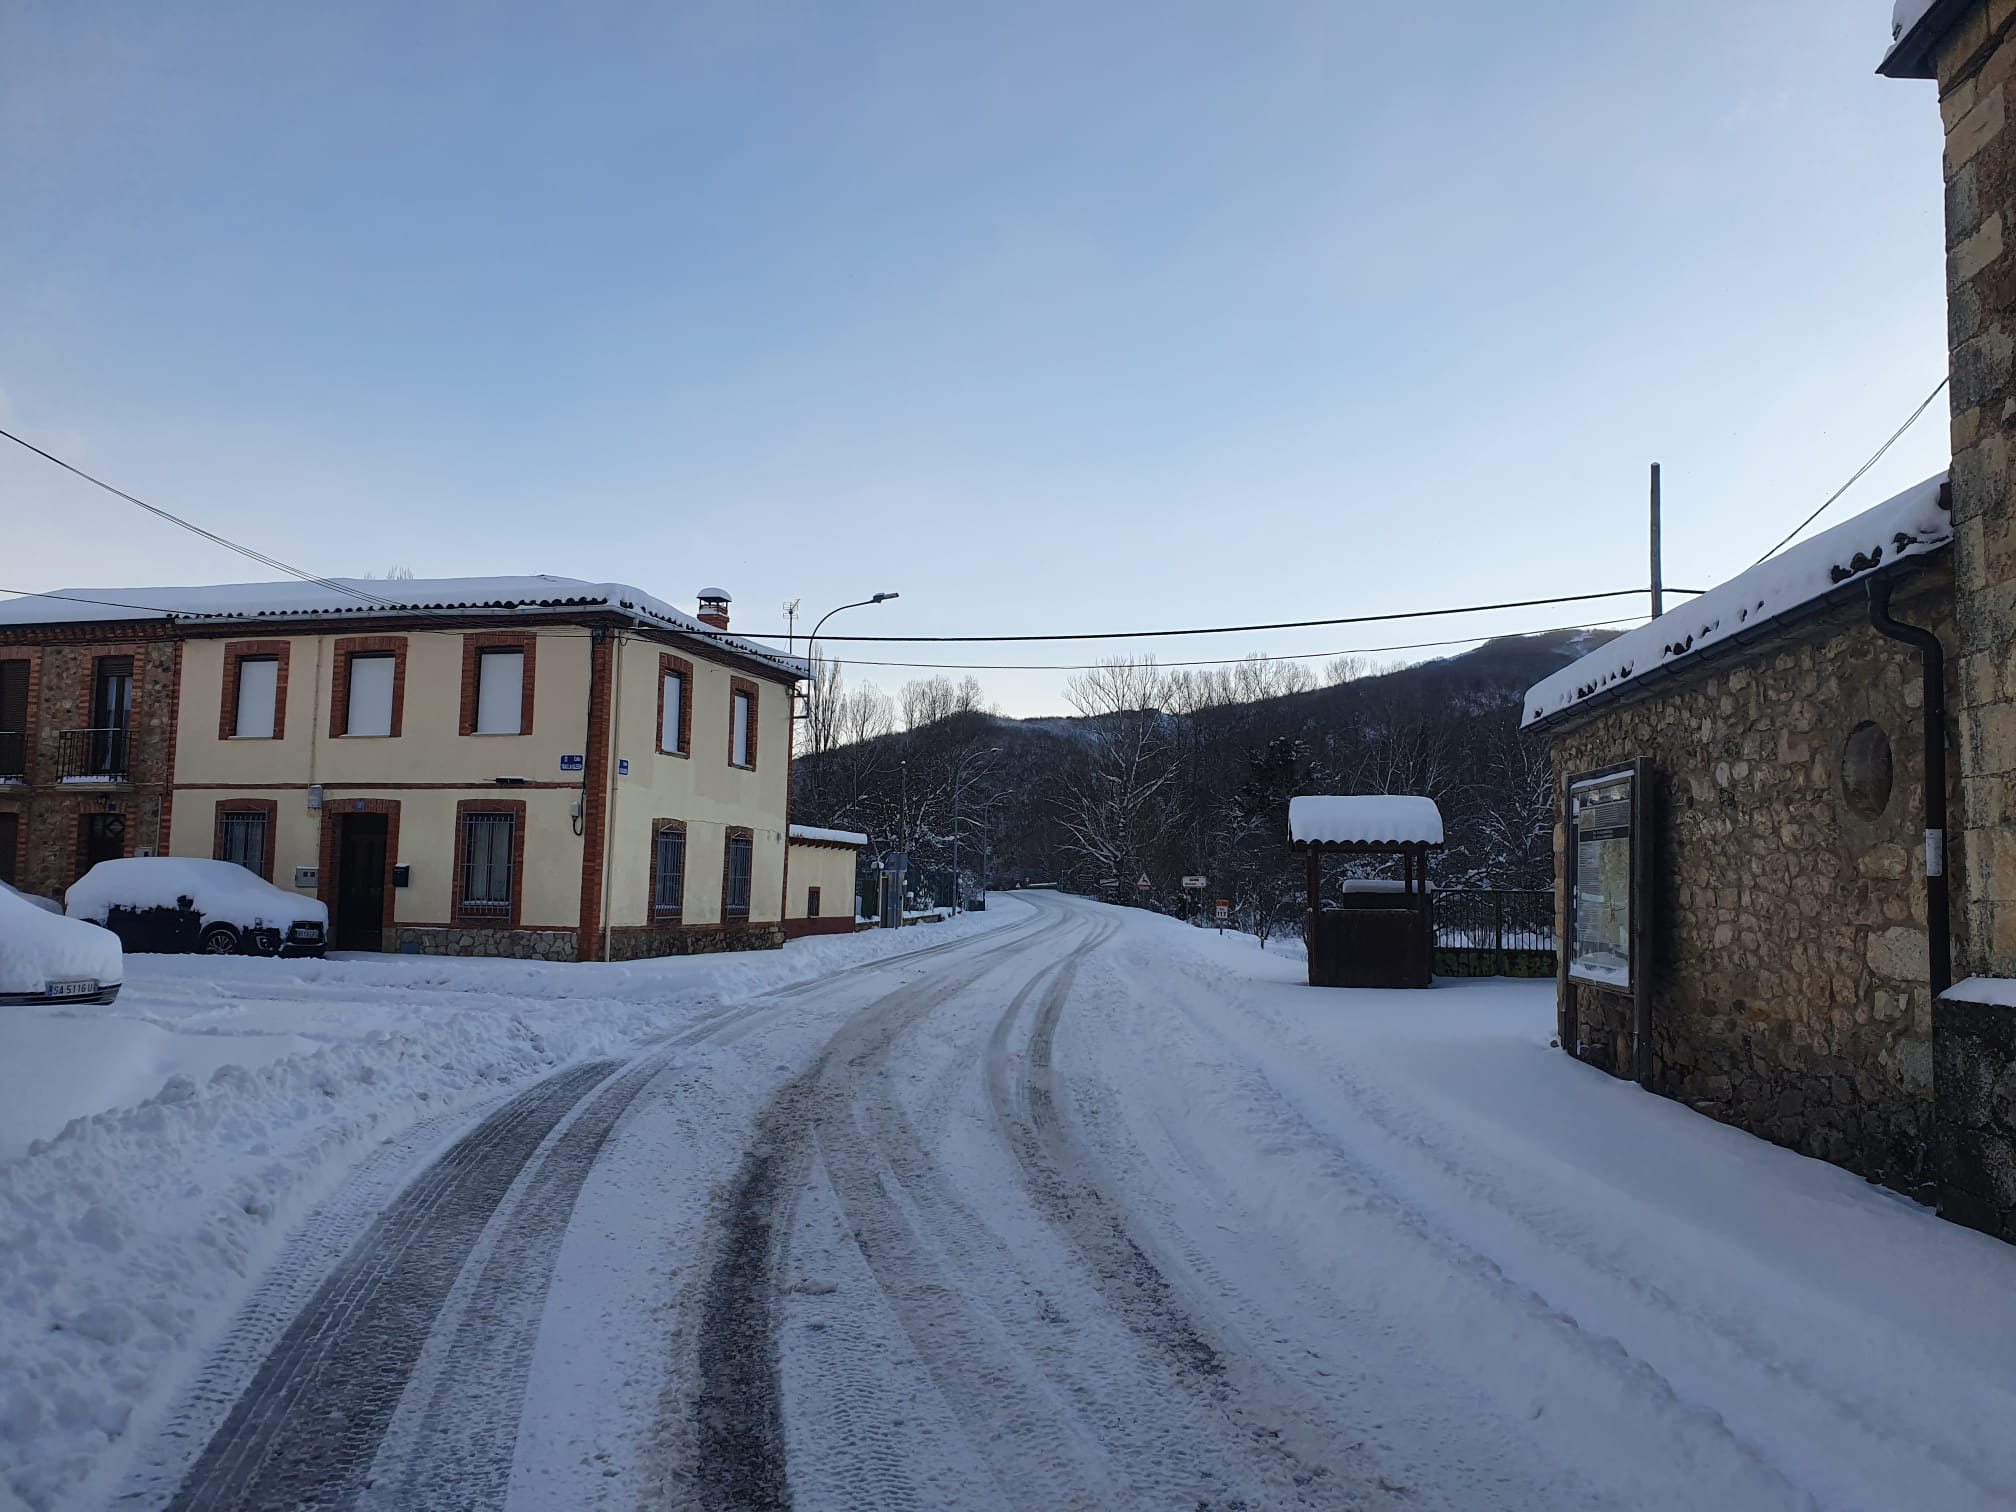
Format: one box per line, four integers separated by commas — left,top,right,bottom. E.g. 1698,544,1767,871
1433,889,1556,977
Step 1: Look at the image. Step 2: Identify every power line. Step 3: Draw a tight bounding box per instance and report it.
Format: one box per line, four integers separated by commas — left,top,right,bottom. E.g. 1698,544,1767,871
1751,376,1950,567
0,424,422,614
756,588,1699,645
820,616,1651,672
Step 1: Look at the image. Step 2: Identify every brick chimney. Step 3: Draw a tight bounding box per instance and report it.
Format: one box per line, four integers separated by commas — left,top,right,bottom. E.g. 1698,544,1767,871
696,588,731,630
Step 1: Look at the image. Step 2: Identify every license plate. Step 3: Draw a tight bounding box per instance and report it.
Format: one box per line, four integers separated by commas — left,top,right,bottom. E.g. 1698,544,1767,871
45,979,99,999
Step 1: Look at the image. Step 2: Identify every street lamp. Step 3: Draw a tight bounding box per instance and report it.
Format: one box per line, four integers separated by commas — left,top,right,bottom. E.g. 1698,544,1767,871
804,591,899,728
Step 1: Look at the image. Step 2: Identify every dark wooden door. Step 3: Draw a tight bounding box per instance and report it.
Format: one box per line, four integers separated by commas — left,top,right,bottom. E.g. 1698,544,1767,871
77,813,126,882
334,814,389,951
0,813,17,885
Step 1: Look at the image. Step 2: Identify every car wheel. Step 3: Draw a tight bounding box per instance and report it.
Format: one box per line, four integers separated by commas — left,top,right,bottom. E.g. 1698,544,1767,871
200,924,241,956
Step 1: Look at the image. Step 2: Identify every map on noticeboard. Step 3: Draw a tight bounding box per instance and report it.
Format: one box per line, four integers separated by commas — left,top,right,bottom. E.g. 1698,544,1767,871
1569,771,1634,991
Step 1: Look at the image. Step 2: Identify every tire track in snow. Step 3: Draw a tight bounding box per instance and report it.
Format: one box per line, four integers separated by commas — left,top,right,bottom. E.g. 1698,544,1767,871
680,919,1087,1511
158,1057,620,1511
983,908,1380,1509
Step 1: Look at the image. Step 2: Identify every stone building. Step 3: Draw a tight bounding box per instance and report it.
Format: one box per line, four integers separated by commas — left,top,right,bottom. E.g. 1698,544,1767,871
1525,475,1959,1193
0,577,807,963
1878,0,2016,1239
0,630,181,898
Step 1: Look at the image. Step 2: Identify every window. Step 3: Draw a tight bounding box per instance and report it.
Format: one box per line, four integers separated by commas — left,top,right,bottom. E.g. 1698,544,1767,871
729,681,757,768
0,661,26,780
475,649,525,734
216,807,271,879
459,810,516,916
807,885,821,919
331,637,406,737
659,661,689,756
346,654,396,737
653,824,686,919
90,657,133,776
233,658,279,739
724,830,753,919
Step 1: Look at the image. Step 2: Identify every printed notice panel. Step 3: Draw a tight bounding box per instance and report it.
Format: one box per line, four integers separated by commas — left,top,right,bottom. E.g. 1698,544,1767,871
1569,771,1634,990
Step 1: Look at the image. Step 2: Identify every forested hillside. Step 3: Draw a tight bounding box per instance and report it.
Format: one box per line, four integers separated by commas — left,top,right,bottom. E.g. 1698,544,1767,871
792,629,1614,931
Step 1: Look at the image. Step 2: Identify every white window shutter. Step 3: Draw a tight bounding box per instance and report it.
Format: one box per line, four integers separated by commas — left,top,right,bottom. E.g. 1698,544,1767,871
662,672,683,752
234,659,278,738
476,650,524,734
347,655,395,736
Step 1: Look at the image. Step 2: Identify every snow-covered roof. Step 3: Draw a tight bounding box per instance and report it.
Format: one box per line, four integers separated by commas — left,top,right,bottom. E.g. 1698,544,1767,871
1879,0,1959,76
0,575,808,680
788,824,868,848
1523,472,1951,732
1288,795,1445,848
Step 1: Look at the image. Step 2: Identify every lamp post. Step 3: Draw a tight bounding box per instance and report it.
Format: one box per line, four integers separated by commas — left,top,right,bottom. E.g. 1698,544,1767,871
801,591,898,804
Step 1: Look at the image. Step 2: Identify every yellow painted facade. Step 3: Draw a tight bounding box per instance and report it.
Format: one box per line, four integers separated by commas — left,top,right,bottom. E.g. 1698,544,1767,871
168,620,797,955
784,841,861,923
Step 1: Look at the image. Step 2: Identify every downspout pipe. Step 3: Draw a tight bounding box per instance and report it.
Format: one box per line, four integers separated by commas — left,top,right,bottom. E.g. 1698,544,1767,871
1868,578,1951,997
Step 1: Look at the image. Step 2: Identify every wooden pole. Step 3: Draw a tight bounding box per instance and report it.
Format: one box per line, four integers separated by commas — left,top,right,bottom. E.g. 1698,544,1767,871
1649,462,1664,621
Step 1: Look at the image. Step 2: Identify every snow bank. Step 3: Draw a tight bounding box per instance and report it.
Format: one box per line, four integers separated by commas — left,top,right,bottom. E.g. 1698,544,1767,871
1288,794,1444,846
1524,472,1951,729
0,887,122,994
66,858,327,932
787,824,868,847
0,575,807,680
0,913,1009,1509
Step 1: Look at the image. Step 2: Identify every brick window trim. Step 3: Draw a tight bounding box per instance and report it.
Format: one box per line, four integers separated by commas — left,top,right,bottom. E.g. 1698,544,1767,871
83,644,145,738
317,798,402,937
329,637,409,738
218,641,292,742
721,824,754,923
213,798,279,881
452,798,527,928
728,678,759,770
459,632,538,737
0,652,38,781
650,817,687,919
656,654,694,758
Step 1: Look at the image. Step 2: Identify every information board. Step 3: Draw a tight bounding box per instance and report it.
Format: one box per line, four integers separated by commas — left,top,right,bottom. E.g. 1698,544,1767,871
1568,769,1636,990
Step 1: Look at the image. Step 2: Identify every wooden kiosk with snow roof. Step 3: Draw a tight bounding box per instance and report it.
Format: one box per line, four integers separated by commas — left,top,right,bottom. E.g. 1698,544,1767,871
1289,796,1443,989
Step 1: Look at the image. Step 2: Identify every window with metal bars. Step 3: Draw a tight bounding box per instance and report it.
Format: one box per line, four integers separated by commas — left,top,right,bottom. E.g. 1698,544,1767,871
724,831,752,919
217,809,270,879
653,825,685,919
460,811,515,915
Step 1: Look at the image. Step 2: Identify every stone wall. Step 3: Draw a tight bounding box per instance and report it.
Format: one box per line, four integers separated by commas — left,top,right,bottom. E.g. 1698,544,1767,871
1547,573,1960,1192
395,926,579,961
0,639,180,899
603,923,785,960
1934,991,2016,1241
1936,5,2016,978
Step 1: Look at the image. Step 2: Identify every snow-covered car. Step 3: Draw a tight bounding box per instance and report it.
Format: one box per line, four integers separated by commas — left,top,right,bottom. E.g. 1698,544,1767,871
67,857,329,958
0,880,123,1005
0,878,65,915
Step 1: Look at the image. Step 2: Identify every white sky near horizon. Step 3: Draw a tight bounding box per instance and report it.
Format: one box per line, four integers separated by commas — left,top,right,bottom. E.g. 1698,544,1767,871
0,2,1952,717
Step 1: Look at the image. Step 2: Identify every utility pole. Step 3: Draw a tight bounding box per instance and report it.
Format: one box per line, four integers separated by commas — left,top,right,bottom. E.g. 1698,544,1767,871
783,599,801,654
1649,462,1664,620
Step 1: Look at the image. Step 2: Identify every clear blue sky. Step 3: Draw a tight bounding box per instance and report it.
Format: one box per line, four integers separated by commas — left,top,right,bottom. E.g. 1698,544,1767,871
0,2,1951,716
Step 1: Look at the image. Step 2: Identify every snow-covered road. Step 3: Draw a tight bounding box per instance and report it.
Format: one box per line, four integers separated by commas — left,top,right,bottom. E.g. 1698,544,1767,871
16,891,2016,1510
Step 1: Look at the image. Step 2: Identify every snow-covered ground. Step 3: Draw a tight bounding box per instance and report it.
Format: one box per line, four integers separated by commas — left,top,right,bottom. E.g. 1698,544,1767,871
7,893,2015,1510
0,915,1009,1511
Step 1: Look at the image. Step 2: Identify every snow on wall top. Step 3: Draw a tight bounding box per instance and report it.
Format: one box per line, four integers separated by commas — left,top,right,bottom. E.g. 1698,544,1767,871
788,824,869,847
1523,472,1951,732
1288,795,1445,847
1880,0,1955,74
0,574,808,680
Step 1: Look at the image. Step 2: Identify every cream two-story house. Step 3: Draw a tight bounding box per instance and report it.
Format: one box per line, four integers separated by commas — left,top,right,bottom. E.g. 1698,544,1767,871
1,576,807,960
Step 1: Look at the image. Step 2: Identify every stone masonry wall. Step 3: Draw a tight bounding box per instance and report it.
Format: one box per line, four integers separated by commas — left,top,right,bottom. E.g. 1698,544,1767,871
1548,575,1960,1192
395,927,579,961
1933,993,2016,1241
1937,5,2016,976
0,640,179,899
603,923,786,960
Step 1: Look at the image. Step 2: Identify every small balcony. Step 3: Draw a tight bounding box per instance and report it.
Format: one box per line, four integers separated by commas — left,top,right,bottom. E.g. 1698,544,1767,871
0,730,22,783
58,728,131,784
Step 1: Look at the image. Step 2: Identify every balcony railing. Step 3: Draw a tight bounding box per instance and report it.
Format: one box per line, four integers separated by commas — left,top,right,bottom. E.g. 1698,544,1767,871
57,727,131,783
0,730,22,782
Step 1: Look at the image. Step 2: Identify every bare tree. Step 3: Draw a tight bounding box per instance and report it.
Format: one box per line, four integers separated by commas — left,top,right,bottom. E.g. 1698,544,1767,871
1055,658,1183,888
